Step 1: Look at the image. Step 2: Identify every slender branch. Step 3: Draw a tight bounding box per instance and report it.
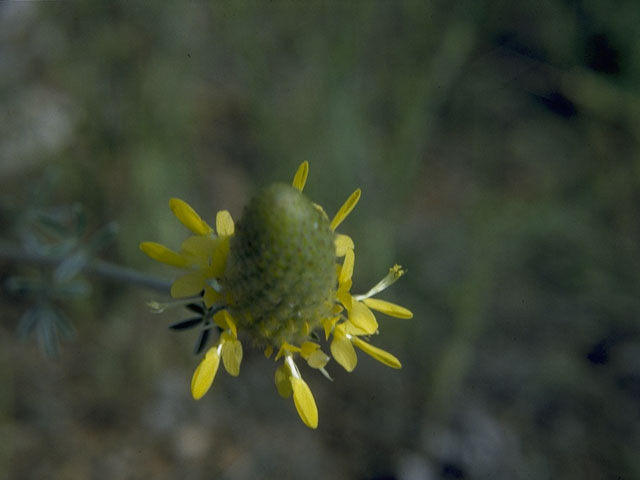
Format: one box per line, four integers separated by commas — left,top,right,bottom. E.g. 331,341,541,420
0,242,171,293
86,259,171,292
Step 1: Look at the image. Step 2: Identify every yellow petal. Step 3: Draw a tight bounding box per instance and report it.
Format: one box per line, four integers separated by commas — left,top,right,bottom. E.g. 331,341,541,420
209,237,230,277
347,300,378,334
170,271,205,298
322,316,340,340
203,286,220,308
291,376,318,429
307,349,330,369
339,249,354,286
223,310,238,338
343,319,372,336
275,365,292,398
212,310,237,338
216,210,234,237
221,334,243,377
292,161,309,192
191,347,220,399
169,198,213,236
181,235,218,258
351,336,402,369
330,326,357,372
300,341,319,359
336,275,351,294
337,289,353,310
330,188,361,231
264,344,274,358
140,242,190,267
334,234,354,257
275,341,301,360
212,310,226,329
362,298,413,319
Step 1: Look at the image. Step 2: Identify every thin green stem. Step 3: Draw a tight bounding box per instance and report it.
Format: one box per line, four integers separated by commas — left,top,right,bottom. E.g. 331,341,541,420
0,242,170,293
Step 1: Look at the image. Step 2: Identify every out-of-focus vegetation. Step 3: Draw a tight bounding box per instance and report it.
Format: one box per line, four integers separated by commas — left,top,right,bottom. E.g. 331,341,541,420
2,1,639,479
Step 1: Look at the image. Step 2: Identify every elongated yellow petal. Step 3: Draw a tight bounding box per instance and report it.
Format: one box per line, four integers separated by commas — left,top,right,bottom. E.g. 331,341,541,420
191,347,220,399
140,242,190,267
351,336,401,369
334,234,354,257
275,342,301,361
216,210,234,237
339,249,355,286
322,316,340,340
181,235,218,258
222,310,238,338
291,377,318,429
275,365,292,398
292,161,309,191
298,341,328,368
212,310,237,338
307,349,330,369
203,286,220,308
347,300,378,334
330,326,357,372
171,271,205,298
209,237,230,277
344,319,372,336
336,289,353,310
300,341,319,359
264,344,274,358
330,188,361,231
169,198,213,236
362,298,413,319
221,334,243,376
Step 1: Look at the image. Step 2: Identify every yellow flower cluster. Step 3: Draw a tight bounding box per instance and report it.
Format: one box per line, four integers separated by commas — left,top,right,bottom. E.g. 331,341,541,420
140,162,412,428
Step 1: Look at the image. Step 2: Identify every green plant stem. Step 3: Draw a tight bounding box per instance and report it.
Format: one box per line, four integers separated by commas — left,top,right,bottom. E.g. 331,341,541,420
0,242,171,293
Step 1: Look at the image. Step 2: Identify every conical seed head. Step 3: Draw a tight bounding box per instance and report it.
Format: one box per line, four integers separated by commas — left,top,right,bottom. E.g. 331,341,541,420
224,183,336,346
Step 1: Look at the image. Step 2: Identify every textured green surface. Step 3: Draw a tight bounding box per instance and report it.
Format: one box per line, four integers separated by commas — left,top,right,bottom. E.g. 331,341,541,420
224,184,336,346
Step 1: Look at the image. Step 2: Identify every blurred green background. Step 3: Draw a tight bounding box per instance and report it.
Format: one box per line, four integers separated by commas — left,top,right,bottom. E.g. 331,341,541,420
2,1,640,479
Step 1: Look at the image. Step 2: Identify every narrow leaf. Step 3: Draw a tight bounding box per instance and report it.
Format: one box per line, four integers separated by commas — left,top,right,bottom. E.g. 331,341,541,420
169,317,203,331
193,328,211,354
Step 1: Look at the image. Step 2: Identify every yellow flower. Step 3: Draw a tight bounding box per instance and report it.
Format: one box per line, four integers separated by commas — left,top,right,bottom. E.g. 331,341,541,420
140,199,234,308
140,161,412,428
328,250,412,372
191,345,219,400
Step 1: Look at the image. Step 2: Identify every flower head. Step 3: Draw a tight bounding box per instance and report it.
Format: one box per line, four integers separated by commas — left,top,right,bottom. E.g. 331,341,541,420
140,162,412,428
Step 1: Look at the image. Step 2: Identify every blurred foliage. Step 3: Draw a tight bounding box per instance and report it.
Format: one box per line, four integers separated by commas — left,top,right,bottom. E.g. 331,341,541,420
2,171,119,356
1,1,640,479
